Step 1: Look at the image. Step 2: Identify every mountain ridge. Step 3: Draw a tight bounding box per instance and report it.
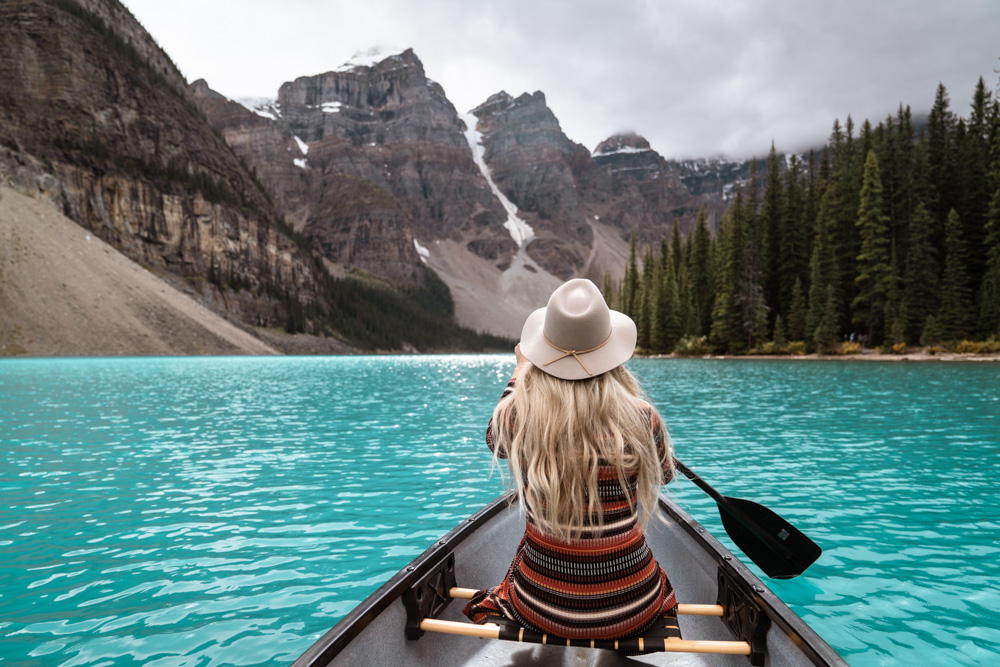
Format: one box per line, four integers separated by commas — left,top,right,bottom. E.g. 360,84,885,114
0,0,509,353
192,48,791,336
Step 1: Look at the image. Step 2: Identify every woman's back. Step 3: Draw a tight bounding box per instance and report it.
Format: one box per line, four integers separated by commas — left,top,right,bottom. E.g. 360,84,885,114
464,279,678,640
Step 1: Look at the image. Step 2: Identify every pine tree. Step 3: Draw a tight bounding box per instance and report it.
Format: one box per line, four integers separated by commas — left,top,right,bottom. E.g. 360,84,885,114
601,270,616,309
885,240,907,346
814,285,839,353
807,189,840,349
772,314,787,348
689,208,714,336
622,230,639,319
676,251,695,336
637,245,655,349
927,83,956,223
978,123,1000,337
649,257,666,353
780,154,808,324
958,78,992,296
903,203,939,342
670,221,683,280
751,290,769,350
978,185,1000,337
761,143,785,323
852,150,892,343
937,209,974,341
663,249,682,350
710,199,746,353
740,160,768,347
805,149,823,256
831,116,862,328
788,277,808,342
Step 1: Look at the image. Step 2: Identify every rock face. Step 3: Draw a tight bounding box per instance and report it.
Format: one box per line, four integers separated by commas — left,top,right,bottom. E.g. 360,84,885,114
0,0,329,333
193,49,779,337
591,133,724,245
193,49,517,287
470,92,596,279
0,1,771,345
0,185,282,357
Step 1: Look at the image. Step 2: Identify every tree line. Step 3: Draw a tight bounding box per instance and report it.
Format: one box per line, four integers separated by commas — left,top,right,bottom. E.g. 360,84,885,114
605,77,1000,354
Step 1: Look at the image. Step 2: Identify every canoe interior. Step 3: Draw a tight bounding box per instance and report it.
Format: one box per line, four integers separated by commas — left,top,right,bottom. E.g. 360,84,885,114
295,492,845,667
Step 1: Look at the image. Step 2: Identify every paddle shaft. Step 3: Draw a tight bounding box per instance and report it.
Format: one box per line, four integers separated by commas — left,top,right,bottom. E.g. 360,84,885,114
448,588,723,616
673,458,822,579
674,459,727,504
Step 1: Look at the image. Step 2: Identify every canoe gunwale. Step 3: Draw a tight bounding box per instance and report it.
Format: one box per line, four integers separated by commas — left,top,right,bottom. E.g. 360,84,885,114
291,492,516,667
293,492,846,666
656,495,846,666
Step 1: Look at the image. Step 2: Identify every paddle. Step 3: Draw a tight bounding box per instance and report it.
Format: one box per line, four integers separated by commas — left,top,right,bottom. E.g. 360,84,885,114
673,459,821,579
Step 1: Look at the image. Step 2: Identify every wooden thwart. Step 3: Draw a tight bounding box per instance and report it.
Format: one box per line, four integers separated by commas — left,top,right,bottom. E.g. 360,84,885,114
419,618,752,656
447,587,725,617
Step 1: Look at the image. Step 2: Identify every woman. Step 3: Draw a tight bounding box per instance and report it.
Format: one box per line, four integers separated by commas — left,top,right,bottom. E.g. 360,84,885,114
464,278,679,641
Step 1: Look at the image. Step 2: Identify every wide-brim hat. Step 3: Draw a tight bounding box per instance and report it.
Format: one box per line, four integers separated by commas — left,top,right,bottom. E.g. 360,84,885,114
520,278,637,380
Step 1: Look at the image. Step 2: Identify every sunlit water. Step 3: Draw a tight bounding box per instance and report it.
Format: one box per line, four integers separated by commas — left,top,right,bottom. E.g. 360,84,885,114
0,356,997,666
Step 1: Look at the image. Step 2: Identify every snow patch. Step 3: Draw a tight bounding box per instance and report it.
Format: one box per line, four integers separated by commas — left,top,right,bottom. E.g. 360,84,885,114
459,111,534,247
293,158,307,169
236,97,280,120
339,46,407,71
413,239,430,263
293,136,309,155
593,146,651,158
322,101,343,113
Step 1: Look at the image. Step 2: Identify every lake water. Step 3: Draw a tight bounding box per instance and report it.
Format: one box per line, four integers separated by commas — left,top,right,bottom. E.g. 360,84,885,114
1,356,998,666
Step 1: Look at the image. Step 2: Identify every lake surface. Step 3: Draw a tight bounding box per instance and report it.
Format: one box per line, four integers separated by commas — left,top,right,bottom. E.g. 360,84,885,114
1,356,998,666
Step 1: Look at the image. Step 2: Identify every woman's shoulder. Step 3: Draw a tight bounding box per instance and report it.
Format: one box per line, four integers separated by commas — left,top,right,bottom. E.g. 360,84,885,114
630,395,658,416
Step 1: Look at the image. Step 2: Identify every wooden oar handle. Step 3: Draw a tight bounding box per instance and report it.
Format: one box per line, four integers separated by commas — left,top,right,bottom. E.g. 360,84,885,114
447,588,724,617
419,618,750,655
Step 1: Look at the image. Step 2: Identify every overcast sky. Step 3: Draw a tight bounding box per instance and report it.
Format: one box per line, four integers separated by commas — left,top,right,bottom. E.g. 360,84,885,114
122,0,999,160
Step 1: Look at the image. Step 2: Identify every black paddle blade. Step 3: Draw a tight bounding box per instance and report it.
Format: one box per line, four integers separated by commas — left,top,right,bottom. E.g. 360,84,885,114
716,496,822,579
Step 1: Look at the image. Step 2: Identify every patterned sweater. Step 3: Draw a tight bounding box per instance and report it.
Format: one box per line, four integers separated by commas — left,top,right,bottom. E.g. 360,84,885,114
463,378,678,640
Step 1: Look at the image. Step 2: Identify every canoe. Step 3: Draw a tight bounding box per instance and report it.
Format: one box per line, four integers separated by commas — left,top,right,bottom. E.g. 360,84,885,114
293,492,846,666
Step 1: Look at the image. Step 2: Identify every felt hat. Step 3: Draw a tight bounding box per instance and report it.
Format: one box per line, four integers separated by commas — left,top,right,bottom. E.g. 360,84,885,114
520,278,637,380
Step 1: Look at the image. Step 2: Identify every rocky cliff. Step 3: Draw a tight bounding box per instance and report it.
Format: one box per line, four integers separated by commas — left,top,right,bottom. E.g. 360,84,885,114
0,0,329,333
591,133,730,244
192,49,522,287
191,48,776,338
0,1,510,352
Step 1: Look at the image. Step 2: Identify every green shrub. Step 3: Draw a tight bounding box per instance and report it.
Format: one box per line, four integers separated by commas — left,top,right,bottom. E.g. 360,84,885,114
674,336,711,356
784,341,807,356
953,340,980,354
838,341,862,355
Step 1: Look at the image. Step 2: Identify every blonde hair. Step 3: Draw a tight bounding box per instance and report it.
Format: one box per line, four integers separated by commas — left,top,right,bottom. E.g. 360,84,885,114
492,363,671,541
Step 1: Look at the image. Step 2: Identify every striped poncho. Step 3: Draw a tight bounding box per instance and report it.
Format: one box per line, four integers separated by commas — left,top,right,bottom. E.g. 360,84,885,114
463,379,678,640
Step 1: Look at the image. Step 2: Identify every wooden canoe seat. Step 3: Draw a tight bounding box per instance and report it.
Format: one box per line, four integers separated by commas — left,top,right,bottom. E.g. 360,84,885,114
419,616,751,656
416,587,752,656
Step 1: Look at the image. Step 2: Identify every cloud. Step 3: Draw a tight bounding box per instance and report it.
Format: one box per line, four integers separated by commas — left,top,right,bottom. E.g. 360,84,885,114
123,0,1000,159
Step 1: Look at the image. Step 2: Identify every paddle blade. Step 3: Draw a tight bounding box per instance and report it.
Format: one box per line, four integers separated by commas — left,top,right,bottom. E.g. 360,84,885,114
716,496,822,579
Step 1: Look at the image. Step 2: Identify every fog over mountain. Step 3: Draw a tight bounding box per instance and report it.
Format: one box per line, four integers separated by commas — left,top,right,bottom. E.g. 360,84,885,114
122,0,1000,159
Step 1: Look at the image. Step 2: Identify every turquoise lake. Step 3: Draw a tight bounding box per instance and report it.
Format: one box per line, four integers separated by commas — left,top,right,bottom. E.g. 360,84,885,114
1,356,998,666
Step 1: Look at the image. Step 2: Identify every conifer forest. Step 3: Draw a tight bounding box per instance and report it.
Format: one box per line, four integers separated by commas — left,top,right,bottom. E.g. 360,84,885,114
605,78,1000,355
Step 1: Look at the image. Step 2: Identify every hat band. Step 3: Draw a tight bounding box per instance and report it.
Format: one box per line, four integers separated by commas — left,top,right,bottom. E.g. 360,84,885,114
542,328,614,376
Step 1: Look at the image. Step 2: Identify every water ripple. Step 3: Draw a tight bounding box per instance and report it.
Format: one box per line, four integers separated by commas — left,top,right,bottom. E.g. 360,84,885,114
1,356,997,665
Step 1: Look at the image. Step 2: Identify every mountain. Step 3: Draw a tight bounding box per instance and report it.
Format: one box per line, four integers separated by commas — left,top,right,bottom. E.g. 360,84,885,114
0,185,287,356
0,1,777,346
192,50,772,338
0,1,506,353
192,51,567,339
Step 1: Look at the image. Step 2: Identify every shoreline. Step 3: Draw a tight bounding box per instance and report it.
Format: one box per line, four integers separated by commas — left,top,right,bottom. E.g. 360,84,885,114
4,348,1000,362
643,349,1000,363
